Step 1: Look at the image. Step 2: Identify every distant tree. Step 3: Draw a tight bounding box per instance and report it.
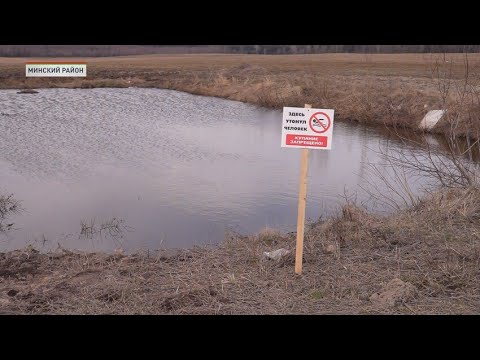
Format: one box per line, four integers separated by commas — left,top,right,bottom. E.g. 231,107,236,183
1,44,480,57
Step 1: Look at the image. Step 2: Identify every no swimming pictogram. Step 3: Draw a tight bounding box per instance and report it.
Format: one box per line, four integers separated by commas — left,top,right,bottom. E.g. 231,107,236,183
309,112,331,133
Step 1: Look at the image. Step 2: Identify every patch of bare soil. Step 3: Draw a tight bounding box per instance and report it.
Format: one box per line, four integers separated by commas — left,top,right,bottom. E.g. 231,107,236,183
370,278,417,307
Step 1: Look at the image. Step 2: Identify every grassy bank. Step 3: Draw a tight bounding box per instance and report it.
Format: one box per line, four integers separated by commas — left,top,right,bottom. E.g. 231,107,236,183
1,187,479,314
1,53,480,139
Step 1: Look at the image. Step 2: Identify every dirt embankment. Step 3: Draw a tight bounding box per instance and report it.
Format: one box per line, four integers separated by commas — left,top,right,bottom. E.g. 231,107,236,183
1,53,480,139
1,187,478,314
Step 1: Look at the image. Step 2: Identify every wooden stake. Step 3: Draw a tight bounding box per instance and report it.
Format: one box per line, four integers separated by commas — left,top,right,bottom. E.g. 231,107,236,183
295,104,312,275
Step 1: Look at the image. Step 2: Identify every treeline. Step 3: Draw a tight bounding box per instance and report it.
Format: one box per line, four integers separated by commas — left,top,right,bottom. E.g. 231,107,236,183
0,45,479,57
226,45,480,54
0,45,225,57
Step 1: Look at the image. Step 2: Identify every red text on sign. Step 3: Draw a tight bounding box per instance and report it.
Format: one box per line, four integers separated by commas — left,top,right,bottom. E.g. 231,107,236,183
286,134,328,147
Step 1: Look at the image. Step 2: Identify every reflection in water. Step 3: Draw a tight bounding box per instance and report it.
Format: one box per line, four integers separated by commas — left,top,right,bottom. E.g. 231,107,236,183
376,126,480,163
0,88,455,251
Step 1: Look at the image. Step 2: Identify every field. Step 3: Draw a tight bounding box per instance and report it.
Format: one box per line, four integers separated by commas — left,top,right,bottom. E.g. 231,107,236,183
1,53,480,138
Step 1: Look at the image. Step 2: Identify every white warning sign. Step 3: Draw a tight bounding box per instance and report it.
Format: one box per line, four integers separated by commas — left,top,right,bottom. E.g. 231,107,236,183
281,107,334,150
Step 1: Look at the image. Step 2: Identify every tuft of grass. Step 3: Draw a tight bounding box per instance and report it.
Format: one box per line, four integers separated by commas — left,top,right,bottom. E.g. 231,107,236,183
0,194,21,234
256,226,284,246
79,217,134,247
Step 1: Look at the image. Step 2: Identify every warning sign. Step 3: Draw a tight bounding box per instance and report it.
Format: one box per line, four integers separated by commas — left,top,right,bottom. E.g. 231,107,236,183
281,107,334,150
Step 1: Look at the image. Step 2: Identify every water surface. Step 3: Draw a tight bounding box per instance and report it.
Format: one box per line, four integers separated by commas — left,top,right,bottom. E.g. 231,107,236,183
0,88,436,251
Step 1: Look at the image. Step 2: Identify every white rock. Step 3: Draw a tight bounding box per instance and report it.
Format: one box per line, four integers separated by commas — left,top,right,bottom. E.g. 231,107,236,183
419,110,446,130
325,244,337,254
263,248,290,261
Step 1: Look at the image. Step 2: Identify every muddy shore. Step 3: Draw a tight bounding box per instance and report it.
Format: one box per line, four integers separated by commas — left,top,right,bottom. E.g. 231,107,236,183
1,188,478,314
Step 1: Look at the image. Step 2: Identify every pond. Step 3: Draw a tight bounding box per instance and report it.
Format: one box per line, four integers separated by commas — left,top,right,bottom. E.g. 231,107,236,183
0,88,444,251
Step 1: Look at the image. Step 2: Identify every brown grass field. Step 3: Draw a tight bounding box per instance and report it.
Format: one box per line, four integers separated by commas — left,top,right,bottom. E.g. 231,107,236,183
2,53,480,138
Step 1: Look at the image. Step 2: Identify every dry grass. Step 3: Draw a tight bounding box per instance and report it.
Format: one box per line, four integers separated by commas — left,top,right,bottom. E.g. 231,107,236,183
2,54,480,138
0,194,20,234
1,187,478,314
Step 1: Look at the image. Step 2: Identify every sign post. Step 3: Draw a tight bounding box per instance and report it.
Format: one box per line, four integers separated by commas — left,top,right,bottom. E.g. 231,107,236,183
281,104,335,275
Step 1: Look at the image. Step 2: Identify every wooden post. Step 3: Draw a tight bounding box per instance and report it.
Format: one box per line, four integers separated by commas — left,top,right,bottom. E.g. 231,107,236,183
295,104,312,275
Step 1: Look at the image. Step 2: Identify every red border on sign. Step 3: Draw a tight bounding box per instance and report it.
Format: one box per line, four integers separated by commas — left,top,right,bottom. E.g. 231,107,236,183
309,112,331,134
